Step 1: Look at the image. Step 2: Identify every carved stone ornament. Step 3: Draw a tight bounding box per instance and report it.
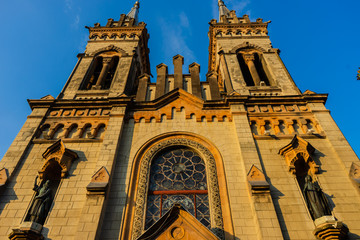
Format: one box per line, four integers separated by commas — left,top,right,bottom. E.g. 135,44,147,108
38,140,78,179
86,166,109,195
137,204,220,240
247,165,270,194
278,135,319,175
303,90,317,95
131,138,224,240
40,95,55,100
0,168,8,189
313,216,349,240
349,162,360,192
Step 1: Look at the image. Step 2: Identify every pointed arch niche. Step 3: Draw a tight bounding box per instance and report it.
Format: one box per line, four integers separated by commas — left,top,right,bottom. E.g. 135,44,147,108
279,135,320,189
122,133,233,240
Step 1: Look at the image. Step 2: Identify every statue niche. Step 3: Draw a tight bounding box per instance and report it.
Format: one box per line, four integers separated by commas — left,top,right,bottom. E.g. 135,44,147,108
303,175,332,220
24,140,78,225
26,177,53,225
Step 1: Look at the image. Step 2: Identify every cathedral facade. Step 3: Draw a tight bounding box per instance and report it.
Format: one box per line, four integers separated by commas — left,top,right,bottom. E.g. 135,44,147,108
1,1,360,240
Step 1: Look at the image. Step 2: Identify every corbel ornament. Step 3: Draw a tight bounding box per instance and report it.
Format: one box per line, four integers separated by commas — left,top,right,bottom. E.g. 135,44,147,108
279,135,319,175
0,168,8,189
131,138,224,240
38,140,78,179
349,162,360,192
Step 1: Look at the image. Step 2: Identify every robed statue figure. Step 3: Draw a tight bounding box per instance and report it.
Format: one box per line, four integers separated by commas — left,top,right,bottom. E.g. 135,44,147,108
28,176,52,225
303,175,332,220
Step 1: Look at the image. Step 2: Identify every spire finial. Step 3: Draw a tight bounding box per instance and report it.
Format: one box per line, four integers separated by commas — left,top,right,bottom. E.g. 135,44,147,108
127,0,140,24
218,0,230,20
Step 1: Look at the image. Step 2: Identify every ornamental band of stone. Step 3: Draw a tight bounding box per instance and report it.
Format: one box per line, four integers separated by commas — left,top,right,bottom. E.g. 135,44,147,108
131,138,224,240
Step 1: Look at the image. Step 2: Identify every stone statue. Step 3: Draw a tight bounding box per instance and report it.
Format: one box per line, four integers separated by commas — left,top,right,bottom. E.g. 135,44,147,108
28,176,52,225
303,175,331,220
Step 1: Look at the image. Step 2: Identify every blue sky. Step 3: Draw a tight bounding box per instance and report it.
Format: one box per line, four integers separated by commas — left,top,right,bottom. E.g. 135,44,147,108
0,0,359,159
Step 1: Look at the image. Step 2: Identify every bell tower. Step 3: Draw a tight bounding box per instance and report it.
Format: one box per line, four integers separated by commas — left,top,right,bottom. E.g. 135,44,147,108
209,0,300,96
59,0,150,100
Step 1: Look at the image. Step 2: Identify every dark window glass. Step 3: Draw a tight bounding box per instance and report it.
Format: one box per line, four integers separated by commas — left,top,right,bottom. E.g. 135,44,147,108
145,148,210,229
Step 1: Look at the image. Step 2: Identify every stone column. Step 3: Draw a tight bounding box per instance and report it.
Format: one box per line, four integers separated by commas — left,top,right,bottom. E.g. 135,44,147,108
243,53,261,86
92,58,112,90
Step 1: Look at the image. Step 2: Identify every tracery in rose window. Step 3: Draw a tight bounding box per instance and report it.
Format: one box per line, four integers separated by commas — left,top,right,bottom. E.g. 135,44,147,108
145,148,210,229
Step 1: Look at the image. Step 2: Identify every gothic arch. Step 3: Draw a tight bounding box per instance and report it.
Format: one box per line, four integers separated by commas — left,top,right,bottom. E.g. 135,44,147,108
121,132,233,240
87,44,129,57
229,42,268,54
279,135,319,175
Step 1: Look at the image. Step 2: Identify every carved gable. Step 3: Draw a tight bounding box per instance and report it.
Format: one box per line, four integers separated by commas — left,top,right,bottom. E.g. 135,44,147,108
40,95,55,100
39,140,78,179
137,204,220,240
132,89,232,123
247,165,269,194
86,166,110,195
279,135,319,174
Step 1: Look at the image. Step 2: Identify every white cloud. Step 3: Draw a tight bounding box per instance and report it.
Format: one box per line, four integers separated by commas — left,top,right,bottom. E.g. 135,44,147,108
71,15,80,29
179,12,190,28
158,15,196,69
230,0,251,13
65,0,73,11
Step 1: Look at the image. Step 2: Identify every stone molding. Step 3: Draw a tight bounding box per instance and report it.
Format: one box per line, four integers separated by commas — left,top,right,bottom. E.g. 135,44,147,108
131,138,224,240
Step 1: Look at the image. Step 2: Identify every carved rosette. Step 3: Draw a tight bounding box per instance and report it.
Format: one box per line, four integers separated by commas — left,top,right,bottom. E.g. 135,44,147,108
39,140,78,179
279,135,319,175
131,138,224,240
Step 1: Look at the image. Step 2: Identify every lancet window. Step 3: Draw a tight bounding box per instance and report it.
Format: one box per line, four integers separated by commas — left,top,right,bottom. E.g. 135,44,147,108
237,49,272,86
80,51,120,90
145,147,211,230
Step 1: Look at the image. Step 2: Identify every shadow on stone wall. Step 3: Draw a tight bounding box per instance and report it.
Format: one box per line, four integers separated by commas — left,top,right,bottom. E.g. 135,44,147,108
99,119,135,239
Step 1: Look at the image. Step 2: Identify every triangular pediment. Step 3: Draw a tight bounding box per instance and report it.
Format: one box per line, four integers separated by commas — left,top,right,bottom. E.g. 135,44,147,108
278,135,315,156
247,165,269,192
137,204,220,240
303,90,317,95
132,88,232,123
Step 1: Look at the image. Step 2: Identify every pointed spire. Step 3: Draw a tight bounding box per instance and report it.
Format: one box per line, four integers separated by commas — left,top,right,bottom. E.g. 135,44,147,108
127,0,140,24
218,0,230,20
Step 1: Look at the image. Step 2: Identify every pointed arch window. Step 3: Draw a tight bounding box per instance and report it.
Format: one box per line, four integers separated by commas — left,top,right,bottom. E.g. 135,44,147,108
80,51,120,90
237,49,272,86
145,147,210,229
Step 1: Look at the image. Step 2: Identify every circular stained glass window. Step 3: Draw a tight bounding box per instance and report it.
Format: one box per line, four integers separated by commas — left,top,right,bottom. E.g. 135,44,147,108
149,148,207,191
